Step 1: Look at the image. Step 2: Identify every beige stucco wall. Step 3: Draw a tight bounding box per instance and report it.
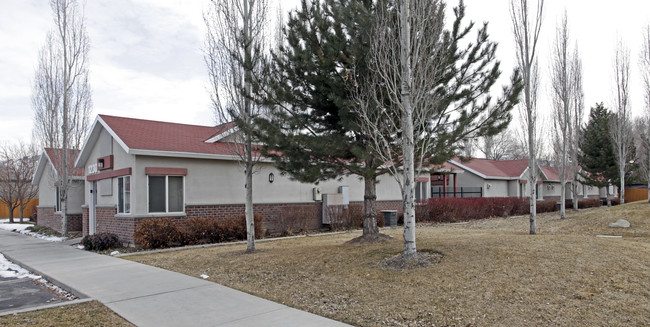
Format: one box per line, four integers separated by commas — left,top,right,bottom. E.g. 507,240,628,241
37,163,57,207
78,127,136,211
36,161,84,214
129,155,405,215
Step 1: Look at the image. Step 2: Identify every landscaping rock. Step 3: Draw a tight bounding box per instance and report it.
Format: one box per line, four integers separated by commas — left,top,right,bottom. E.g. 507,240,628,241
609,219,630,228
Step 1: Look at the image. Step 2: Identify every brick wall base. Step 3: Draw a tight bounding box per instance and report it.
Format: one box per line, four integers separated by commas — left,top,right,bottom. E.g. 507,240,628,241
80,200,404,245
36,207,82,234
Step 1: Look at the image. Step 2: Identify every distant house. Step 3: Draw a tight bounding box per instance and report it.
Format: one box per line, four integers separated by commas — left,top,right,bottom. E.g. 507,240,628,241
32,148,85,233
539,165,612,201
442,158,537,199
73,115,411,243
432,158,614,201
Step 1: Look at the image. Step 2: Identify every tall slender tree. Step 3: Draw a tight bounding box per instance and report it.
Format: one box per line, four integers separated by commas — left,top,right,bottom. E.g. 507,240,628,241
550,12,572,219
611,40,633,204
510,0,544,234
640,25,650,201
32,0,92,236
204,0,269,252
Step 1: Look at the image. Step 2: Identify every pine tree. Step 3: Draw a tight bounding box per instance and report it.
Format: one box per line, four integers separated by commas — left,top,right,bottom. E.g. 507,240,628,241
255,0,386,239
579,103,618,188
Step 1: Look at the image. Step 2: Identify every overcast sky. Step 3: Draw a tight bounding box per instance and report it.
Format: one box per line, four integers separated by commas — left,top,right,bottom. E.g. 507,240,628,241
1,0,649,147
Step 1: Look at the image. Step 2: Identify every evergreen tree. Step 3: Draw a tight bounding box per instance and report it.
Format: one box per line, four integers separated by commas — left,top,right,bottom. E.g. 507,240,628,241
578,103,618,188
255,0,386,239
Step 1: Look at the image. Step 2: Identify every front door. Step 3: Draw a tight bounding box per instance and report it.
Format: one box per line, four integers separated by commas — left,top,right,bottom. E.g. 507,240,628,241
89,181,97,235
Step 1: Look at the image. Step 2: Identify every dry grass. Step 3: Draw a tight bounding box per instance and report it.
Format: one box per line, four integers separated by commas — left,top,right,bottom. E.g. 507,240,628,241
128,201,650,327
0,301,134,326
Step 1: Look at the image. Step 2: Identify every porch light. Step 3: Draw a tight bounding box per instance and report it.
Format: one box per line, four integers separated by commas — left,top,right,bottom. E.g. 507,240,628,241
269,172,275,183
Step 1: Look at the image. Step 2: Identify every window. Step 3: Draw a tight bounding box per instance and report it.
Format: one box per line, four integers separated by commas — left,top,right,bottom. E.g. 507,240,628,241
148,176,184,213
118,176,131,213
415,181,427,201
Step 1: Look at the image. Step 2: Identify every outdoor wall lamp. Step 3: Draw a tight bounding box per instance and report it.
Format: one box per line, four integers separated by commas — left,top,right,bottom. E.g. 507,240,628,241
269,172,274,183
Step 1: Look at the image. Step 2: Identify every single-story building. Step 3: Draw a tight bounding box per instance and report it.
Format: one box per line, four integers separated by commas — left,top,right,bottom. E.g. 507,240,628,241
72,115,413,243
32,148,85,233
440,158,539,199
539,165,614,201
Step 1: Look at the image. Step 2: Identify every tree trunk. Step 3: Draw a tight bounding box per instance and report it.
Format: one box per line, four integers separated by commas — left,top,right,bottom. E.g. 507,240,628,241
8,207,14,223
19,207,24,223
399,0,416,259
245,155,255,252
619,167,625,204
363,177,378,236
62,199,68,236
572,182,578,210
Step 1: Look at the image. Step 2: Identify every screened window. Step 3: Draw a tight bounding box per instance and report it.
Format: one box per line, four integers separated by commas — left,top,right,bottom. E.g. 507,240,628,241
118,176,131,213
148,176,184,213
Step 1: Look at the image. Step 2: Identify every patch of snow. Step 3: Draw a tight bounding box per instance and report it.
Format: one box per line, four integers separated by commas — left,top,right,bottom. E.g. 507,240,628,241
110,251,121,256
0,222,66,242
74,244,85,250
0,253,41,280
0,218,31,223
200,274,209,279
18,229,67,242
0,222,33,232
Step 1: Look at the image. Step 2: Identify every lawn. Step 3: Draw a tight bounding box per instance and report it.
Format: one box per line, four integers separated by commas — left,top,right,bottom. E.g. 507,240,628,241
128,201,650,327
0,301,134,326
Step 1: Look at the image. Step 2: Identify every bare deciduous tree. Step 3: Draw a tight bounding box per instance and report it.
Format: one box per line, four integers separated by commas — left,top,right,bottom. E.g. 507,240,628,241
0,143,39,223
611,40,633,204
32,0,92,236
204,0,268,252
640,25,650,201
511,0,544,234
550,11,582,218
479,129,523,160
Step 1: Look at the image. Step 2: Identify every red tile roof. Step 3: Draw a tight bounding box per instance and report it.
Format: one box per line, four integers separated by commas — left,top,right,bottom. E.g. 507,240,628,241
44,148,85,177
540,165,573,182
449,158,529,179
99,115,239,156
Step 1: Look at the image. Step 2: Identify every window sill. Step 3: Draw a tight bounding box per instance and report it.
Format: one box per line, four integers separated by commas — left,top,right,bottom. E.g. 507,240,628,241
130,213,187,219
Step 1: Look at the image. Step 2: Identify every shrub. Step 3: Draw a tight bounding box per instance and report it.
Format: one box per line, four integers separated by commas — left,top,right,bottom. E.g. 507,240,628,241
279,207,313,235
30,206,38,224
536,200,557,213
180,217,222,245
610,197,621,206
134,218,182,249
422,197,560,223
578,198,601,209
81,232,121,251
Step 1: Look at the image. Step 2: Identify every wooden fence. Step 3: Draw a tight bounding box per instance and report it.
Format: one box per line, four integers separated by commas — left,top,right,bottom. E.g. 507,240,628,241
623,188,648,203
0,199,39,219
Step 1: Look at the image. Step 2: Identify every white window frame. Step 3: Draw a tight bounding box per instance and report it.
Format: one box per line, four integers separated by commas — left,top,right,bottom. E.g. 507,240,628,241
147,175,185,214
117,176,131,214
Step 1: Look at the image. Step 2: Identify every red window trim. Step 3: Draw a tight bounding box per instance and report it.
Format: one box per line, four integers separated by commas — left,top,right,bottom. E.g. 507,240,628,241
145,167,188,176
87,168,132,181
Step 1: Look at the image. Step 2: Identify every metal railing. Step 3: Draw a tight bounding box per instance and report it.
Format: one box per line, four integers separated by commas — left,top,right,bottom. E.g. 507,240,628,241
430,186,483,198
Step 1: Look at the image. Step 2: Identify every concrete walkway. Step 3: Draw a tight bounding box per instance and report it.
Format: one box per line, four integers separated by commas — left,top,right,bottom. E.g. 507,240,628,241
0,229,350,326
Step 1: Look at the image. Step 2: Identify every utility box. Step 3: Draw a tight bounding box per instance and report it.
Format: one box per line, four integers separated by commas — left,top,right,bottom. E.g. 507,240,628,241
381,210,398,227
313,187,322,201
322,193,344,224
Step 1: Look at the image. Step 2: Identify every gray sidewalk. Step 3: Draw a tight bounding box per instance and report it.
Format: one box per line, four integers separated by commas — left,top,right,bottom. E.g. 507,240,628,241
0,229,350,326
